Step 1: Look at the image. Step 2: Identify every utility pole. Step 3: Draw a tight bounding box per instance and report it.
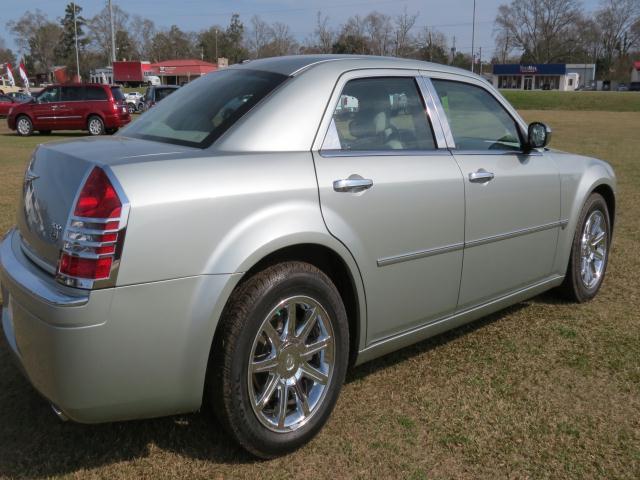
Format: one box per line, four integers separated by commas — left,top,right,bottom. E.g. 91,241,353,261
450,35,456,64
215,29,219,61
478,46,482,76
428,30,433,61
108,0,116,63
73,2,80,80
471,0,476,73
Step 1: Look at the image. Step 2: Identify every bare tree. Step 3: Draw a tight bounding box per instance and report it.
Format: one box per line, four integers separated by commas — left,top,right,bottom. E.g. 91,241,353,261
494,0,585,63
88,4,129,62
269,22,298,56
7,10,62,72
314,12,334,53
364,12,393,55
247,15,271,58
417,27,449,63
394,8,419,56
129,15,156,60
596,0,640,71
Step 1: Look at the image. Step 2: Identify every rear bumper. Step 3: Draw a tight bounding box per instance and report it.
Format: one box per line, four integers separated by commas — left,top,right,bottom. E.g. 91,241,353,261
104,113,131,129
0,228,236,423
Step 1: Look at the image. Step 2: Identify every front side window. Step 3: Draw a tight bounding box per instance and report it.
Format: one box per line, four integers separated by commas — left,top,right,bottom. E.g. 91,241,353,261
432,80,522,151
323,76,437,152
122,69,287,148
38,87,60,103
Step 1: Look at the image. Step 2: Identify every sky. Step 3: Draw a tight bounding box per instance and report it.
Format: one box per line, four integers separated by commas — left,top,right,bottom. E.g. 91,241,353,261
0,0,602,59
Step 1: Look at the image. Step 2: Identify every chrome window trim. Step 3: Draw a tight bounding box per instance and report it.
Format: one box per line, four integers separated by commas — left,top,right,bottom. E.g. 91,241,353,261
417,76,455,149
377,219,568,267
452,150,543,156
319,149,453,158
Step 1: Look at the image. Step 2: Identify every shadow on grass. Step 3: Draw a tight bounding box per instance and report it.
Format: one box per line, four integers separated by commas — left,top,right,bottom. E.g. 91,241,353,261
0,294,544,476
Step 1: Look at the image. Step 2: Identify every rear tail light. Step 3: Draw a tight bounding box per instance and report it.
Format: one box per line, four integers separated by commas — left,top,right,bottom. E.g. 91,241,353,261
56,167,129,289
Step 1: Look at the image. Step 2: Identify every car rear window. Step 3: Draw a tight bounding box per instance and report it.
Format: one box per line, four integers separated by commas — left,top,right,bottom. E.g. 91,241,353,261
110,86,125,101
121,69,288,148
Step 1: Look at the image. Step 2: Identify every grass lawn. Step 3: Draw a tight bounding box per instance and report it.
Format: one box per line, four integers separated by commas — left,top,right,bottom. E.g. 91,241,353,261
0,106,639,479
501,90,640,111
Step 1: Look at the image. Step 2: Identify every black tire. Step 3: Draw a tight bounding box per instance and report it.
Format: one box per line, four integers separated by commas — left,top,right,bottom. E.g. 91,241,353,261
560,193,611,302
210,261,349,458
105,128,118,135
87,115,105,136
39,130,52,135
15,115,33,136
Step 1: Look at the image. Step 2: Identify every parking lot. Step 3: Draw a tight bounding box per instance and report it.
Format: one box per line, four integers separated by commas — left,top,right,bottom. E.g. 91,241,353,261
0,101,639,478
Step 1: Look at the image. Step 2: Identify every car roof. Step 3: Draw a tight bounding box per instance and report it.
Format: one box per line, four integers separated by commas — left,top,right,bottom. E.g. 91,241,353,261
231,54,479,80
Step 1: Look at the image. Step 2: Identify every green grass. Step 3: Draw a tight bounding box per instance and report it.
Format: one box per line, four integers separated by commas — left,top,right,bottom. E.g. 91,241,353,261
501,90,640,111
0,106,639,478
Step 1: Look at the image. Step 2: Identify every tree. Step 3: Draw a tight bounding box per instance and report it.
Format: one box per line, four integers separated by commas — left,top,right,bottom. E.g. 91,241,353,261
149,25,195,61
223,14,248,63
314,12,334,53
0,36,16,65
595,0,640,74
333,15,369,54
247,15,271,58
88,4,129,62
115,30,134,60
129,15,156,60
494,0,585,63
417,27,449,64
394,8,419,57
268,22,297,56
7,10,62,73
363,12,393,56
55,3,89,75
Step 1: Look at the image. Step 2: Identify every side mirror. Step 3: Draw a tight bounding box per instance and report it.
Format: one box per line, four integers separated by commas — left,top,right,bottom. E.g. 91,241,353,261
527,122,552,150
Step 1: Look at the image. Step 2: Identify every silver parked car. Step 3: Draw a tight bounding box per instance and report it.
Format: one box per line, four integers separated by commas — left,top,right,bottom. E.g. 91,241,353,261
0,55,616,457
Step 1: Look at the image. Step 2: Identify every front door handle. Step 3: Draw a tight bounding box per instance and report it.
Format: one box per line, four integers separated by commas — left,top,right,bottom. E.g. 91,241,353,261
333,178,374,193
468,169,495,183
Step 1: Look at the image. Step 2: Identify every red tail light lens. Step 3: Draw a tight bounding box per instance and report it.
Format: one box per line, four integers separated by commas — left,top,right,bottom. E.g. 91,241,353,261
74,168,122,218
57,167,128,289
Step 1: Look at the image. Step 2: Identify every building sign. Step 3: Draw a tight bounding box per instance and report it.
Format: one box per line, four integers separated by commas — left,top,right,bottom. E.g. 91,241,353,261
493,63,567,75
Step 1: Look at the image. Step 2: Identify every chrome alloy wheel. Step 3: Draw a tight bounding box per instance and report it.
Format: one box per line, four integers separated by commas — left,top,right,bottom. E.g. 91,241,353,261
88,118,103,135
247,296,335,433
580,210,607,289
17,118,31,135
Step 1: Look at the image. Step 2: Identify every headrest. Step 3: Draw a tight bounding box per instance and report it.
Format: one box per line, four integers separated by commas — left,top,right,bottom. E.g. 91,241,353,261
349,111,387,138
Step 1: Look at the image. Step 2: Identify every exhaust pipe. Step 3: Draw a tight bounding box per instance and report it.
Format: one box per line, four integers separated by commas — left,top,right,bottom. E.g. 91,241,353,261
50,403,69,422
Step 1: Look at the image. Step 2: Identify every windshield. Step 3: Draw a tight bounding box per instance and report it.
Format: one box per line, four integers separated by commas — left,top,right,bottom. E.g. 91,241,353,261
121,69,288,148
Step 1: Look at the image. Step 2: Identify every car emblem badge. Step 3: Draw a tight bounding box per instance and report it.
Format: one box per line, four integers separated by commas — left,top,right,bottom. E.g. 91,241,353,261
49,223,63,241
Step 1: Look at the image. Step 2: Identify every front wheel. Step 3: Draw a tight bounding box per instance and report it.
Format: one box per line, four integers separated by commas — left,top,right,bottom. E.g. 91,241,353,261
561,192,611,302
16,115,33,136
210,262,349,458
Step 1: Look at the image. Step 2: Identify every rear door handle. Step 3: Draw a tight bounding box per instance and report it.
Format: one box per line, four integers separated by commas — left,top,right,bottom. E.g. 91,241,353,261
468,169,495,183
333,178,374,193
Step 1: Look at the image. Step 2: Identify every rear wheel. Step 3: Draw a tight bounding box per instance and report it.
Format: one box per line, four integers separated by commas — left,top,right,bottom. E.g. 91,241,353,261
561,193,611,302
127,103,136,114
210,262,349,458
16,115,33,136
87,115,105,136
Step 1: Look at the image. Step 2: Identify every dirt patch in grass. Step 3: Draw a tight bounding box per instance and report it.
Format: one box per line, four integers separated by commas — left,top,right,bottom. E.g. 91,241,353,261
0,111,639,479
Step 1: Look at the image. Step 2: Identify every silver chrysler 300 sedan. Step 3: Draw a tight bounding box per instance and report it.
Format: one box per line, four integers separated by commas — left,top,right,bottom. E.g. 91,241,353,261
0,55,615,457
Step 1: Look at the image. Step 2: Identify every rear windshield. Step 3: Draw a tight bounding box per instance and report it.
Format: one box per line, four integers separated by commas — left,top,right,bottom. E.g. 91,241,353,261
121,69,288,148
111,86,125,101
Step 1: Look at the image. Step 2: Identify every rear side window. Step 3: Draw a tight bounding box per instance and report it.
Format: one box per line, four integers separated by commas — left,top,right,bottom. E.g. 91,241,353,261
110,87,125,101
122,69,287,148
61,86,84,101
86,86,108,101
322,77,437,152
431,80,522,151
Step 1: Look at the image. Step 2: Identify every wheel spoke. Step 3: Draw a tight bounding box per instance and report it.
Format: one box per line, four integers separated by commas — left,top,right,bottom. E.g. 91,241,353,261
301,363,329,385
293,380,310,416
593,248,605,261
251,354,279,374
255,374,280,411
591,231,605,247
301,337,331,360
277,383,289,428
296,306,317,341
263,321,282,350
285,302,297,340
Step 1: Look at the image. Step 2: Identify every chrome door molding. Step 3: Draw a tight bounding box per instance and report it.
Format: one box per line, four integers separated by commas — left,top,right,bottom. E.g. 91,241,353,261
376,219,568,267
465,219,569,248
377,242,464,267
319,149,453,158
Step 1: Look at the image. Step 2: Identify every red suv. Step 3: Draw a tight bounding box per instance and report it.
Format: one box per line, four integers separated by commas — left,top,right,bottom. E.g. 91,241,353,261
7,84,131,136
